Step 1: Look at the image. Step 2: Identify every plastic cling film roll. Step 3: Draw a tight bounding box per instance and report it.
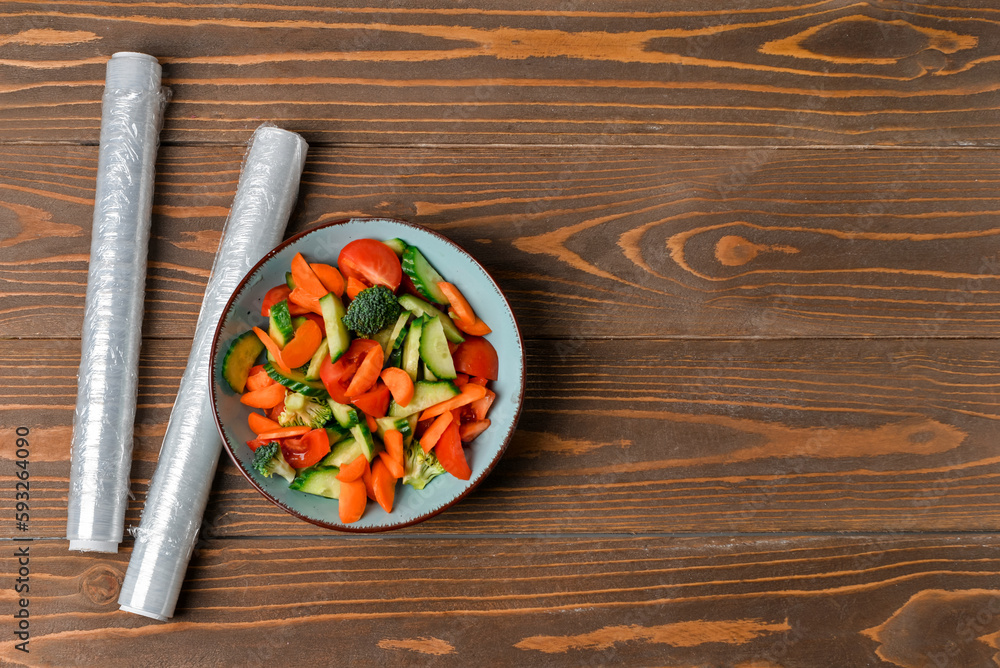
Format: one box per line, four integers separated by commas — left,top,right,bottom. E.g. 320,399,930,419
118,125,309,620
67,52,170,553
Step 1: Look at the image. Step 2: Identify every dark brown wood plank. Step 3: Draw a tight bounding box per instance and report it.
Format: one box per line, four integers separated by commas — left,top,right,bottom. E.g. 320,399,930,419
3,534,1000,666
4,336,999,538
3,1,1000,146
5,144,1000,339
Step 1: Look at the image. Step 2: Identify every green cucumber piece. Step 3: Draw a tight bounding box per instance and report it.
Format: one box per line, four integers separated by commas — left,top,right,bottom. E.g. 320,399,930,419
389,312,411,349
350,420,380,462
388,380,461,418
386,347,402,370
285,271,296,290
420,315,457,379
263,362,328,398
328,399,360,429
221,330,265,392
375,416,413,442
268,299,294,347
322,437,365,468
383,238,408,257
401,316,424,381
372,324,395,359
401,246,448,305
423,362,438,382
397,294,464,344
326,422,351,444
318,293,350,363
305,339,329,380
289,465,341,499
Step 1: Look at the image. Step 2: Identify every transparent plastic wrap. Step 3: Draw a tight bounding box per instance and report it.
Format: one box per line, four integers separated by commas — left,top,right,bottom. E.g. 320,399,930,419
67,53,170,553
118,124,309,620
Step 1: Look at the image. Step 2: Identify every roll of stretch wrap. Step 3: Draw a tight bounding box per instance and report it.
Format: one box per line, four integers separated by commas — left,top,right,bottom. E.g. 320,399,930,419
118,125,309,620
67,53,170,553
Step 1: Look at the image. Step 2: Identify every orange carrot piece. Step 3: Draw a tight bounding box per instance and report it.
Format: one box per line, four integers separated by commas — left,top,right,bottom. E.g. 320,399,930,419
378,450,404,479
338,478,367,524
288,287,324,316
450,310,492,336
346,276,367,301
420,411,453,453
437,281,476,325
245,366,273,392
240,383,286,409
311,263,345,297
380,367,415,407
361,458,376,501
419,384,488,421
383,429,405,471
256,426,310,440
371,457,397,513
252,326,291,374
336,454,368,482
248,412,282,435
291,252,329,298
345,344,384,397
278,318,323,368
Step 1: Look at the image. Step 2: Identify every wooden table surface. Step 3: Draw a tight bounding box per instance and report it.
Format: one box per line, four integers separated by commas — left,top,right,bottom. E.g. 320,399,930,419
4,1,1000,666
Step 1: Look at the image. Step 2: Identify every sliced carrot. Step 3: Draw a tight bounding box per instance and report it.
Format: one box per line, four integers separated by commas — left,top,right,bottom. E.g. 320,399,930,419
252,326,291,374
361,458,376,501
346,276,367,301
240,382,286,409
248,412,282,435
437,281,476,326
336,454,368,482
383,429,405,472
378,450,405,479
288,287,324,316
291,252,329,298
419,383,488,421
420,411,453,453
366,413,378,434
371,457,396,513
278,318,323,368
460,418,491,443
256,425,311,440
311,263,345,297
380,367,415,407
245,367,274,392
469,388,495,421
345,344,384,397
338,478,367,524
450,310,492,336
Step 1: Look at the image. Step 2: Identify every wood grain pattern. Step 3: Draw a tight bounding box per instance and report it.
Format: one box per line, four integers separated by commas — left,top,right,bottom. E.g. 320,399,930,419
3,535,1000,667
5,144,1000,340
2,1,1000,145
4,336,998,538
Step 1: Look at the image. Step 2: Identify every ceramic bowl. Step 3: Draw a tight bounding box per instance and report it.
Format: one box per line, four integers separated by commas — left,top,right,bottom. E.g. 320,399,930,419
210,217,524,531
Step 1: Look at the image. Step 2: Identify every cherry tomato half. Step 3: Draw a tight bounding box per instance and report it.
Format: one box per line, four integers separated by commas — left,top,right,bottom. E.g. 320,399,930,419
338,239,402,291
281,428,330,468
452,336,499,381
260,285,291,317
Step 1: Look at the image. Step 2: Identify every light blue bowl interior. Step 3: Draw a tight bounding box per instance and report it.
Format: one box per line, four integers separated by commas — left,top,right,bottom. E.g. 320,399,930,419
212,218,524,530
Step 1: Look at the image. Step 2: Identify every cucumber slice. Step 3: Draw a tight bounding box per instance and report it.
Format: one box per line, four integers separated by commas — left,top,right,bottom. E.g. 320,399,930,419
322,437,365,467
386,347,402,370
350,420,380,462
423,362,437,382
389,312,411,350
285,271,296,290
401,316,424,381
326,422,351,445
388,380,461,418
318,292,350,363
328,399,360,429
268,299,294,347
289,465,341,499
375,416,413,442
397,295,464,344
221,330,265,392
263,362,328,398
372,324,395,359
304,339,329,380
420,315,457,379
383,238,408,257
401,246,448,304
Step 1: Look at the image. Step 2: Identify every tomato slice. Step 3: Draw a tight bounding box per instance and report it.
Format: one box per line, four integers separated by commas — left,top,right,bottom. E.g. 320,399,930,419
435,421,471,480
452,336,499,381
281,428,330,468
261,285,292,317
338,239,402,291
320,339,379,404
351,381,391,418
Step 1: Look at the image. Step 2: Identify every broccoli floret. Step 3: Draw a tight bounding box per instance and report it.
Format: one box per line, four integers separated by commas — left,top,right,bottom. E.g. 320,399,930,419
402,441,446,490
278,392,333,428
342,285,401,337
252,442,296,483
